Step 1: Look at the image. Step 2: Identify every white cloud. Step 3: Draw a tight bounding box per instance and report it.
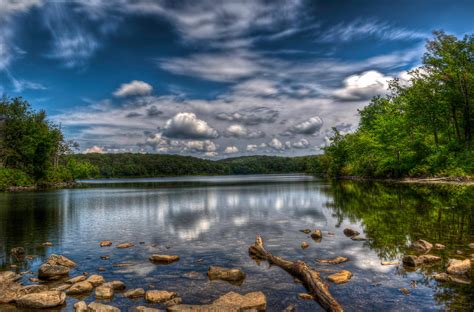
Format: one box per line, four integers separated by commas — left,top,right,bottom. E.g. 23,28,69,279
113,80,153,97
232,79,279,96
269,138,285,150
292,138,310,149
284,116,323,135
246,144,258,152
84,145,104,153
0,0,42,19
162,112,219,139
224,124,265,139
223,146,239,154
332,70,391,101
216,107,279,125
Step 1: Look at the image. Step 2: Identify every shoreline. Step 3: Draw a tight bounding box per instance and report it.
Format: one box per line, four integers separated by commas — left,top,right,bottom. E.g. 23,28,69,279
339,176,474,185
4,181,78,192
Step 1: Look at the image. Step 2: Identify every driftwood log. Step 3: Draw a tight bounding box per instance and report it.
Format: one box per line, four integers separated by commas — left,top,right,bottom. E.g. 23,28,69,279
249,235,344,312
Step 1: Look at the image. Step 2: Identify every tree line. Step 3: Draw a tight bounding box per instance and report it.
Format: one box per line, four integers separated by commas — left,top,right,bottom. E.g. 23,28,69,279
314,31,473,178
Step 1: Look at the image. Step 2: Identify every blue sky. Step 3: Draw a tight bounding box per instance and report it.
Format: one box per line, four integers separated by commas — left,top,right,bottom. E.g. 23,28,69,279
1,0,473,157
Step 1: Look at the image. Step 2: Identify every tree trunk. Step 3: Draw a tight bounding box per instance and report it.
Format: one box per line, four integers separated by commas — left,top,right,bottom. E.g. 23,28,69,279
249,235,344,312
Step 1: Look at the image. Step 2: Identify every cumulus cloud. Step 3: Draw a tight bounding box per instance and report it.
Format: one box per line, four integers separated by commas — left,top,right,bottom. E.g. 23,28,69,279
283,116,323,135
232,79,279,96
269,138,285,150
162,112,219,139
114,80,153,97
216,107,279,125
332,70,392,101
246,144,258,152
146,106,163,117
224,124,265,139
223,146,239,154
292,138,310,149
84,145,104,153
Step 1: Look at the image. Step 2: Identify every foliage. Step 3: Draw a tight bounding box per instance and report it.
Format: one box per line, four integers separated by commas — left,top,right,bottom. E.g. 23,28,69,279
317,32,474,178
0,168,33,190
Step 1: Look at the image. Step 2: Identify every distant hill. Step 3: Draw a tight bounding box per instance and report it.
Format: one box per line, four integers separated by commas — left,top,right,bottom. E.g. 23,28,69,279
68,153,315,179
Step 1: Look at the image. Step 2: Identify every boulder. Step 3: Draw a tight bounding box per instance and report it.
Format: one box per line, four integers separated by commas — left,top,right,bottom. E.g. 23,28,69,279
301,241,309,249
433,272,471,285
0,272,22,303
164,297,183,306
38,263,69,280
103,280,126,290
145,290,177,303
149,254,180,264
446,259,471,276
434,243,445,250
10,247,26,261
402,255,441,267
87,274,105,287
135,307,164,312
66,281,94,295
67,275,87,284
0,271,21,284
47,254,77,267
124,288,145,298
207,266,246,284
311,230,323,240
96,285,114,299
327,270,352,284
16,290,66,309
100,241,113,247
410,240,433,253
213,291,266,311
51,284,71,291
343,228,359,237
469,243,474,249
116,243,134,249
74,300,88,312
88,302,120,312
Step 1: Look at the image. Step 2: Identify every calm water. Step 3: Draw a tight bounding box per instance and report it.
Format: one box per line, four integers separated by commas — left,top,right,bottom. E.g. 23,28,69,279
0,175,473,311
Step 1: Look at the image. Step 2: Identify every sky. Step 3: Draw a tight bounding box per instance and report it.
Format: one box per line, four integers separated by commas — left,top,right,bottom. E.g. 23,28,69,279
1,0,473,157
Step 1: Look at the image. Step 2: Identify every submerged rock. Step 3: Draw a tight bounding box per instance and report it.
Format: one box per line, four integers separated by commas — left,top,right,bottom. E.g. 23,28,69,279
66,281,94,295
103,280,126,290
283,304,297,312
124,288,145,298
316,256,349,264
88,302,120,312
410,240,433,253
100,241,113,247
301,241,310,249
16,290,66,309
402,255,441,267
351,236,368,241
311,230,323,240
165,296,183,307
446,259,471,276
207,266,246,284
87,274,105,287
116,242,134,249
96,285,114,299
135,306,164,312
74,300,88,312
343,228,359,237
38,263,69,280
400,288,410,295
149,254,180,264
145,290,177,303
327,270,352,284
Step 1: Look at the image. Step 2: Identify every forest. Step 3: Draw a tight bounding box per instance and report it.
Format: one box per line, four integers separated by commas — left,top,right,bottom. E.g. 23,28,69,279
316,32,473,178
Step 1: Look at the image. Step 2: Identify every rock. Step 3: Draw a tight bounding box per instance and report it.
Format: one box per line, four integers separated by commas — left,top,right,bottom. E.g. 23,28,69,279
29,277,40,282
51,284,71,291
145,290,177,303
327,232,335,236
42,242,53,247
124,288,145,298
433,272,471,285
343,228,359,237
88,302,120,312
300,229,311,234
0,271,21,283
469,243,474,249
446,259,471,276
351,236,368,241
74,300,88,312
301,241,309,249
67,275,87,284
135,306,164,312
10,247,26,261
0,272,22,303
149,254,180,264
298,293,314,300
13,285,49,301
411,240,433,253
164,297,183,306
112,263,135,267
47,254,77,267
283,304,297,312
327,270,352,284
213,291,266,311
103,280,126,290
316,256,349,264
66,281,94,295
96,285,114,299
207,266,246,284
402,255,441,267
38,263,70,280
400,288,410,295
98,267,106,272
310,230,322,240
183,271,202,279
87,274,105,287
101,256,110,260
116,242,134,249
16,290,66,308
434,243,445,250
100,241,113,247
381,261,399,266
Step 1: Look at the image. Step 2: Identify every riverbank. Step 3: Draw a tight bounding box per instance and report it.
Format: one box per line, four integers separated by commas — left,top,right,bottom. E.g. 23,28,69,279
339,175,474,185
4,181,78,192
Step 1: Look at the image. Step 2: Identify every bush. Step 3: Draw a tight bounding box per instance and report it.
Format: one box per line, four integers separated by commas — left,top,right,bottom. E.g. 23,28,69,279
0,168,33,190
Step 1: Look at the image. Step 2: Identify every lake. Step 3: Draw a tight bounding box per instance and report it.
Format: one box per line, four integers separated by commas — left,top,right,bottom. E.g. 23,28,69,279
0,174,473,311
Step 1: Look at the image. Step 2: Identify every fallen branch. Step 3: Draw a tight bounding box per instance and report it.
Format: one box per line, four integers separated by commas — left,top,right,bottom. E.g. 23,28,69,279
249,235,344,312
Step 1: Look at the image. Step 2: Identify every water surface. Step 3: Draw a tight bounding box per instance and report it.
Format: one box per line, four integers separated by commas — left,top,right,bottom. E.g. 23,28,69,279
0,175,473,311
